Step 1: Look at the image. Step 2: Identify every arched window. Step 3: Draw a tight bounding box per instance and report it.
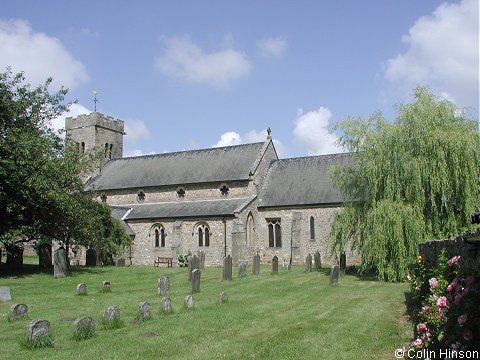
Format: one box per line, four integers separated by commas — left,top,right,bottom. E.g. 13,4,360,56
109,144,113,159
267,219,281,248
152,224,166,248
310,216,315,240
154,229,160,247
195,223,210,247
246,213,254,246
104,143,108,158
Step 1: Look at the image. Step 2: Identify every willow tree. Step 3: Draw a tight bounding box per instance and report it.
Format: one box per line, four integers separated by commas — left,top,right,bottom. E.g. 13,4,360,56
330,87,480,281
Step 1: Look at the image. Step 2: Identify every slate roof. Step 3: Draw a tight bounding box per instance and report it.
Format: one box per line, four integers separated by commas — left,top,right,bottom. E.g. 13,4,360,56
110,206,135,235
258,153,352,208
124,196,256,220
85,142,265,191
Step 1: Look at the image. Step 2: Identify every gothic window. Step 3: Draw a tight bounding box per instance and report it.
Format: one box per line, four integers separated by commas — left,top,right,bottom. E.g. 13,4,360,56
100,194,107,203
267,219,281,248
195,223,210,247
137,190,145,202
153,225,166,248
219,184,229,196
104,143,108,158
246,213,254,246
176,187,186,198
310,216,315,240
109,144,113,159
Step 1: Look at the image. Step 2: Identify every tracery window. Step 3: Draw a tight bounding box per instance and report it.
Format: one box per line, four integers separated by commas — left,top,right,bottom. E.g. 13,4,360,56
153,225,166,248
195,223,210,247
267,219,281,248
310,216,315,240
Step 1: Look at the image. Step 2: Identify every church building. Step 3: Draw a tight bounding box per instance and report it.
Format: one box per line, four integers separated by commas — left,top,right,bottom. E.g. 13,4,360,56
66,112,351,267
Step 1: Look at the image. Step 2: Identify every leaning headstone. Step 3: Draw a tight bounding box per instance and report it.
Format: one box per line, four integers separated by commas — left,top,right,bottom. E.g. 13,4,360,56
329,265,340,286
38,244,52,269
184,295,194,309
223,255,233,281
188,254,199,281
305,254,312,272
0,286,11,301
191,269,201,293
85,248,96,267
340,252,347,274
314,251,321,271
158,276,170,295
116,258,126,267
219,291,228,303
238,260,247,277
138,301,151,320
161,297,173,314
272,256,278,274
9,303,28,321
102,281,111,292
27,319,50,343
198,250,206,269
104,306,121,324
253,253,260,275
73,316,95,339
76,283,87,295
54,246,67,278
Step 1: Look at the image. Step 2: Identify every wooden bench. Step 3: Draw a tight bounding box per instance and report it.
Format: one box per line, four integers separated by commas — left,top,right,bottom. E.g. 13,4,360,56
154,257,173,268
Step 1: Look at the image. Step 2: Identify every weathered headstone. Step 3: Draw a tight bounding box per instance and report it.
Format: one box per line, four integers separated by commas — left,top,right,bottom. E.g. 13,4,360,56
158,276,170,295
102,281,111,292
184,295,194,309
188,254,199,281
329,265,340,286
85,248,96,267
191,269,201,293
223,255,233,281
272,256,278,274
116,258,126,267
0,286,11,301
161,297,173,314
138,301,151,320
9,303,28,321
238,260,247,277
253,253,260,275
27,319,50,342
38,244,52,269
54,247,67,278
198,250,206,269
76,283,87,295
305,254,312,272
73,316,95,339
219,291,228,303
314,251,321,271
340,252,347,274
104,306,121,324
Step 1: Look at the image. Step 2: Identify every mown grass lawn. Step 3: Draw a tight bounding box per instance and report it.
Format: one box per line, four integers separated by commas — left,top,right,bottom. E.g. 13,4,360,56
0,261,412,359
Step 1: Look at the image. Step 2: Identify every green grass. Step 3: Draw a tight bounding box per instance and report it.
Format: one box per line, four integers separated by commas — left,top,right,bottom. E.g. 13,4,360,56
0,264,412,359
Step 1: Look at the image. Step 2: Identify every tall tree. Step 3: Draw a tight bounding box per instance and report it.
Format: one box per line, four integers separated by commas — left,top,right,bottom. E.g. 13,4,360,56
0,69,130,267
330,87,480,281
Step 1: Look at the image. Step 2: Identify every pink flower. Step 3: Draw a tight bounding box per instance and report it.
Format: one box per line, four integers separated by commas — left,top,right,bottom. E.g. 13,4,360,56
447,278,459,292
447,255,461,266
429,277,438,290
417,323,428,333
463,329,473,341
458,314,467,327
412,338,423,348
436,296,447,308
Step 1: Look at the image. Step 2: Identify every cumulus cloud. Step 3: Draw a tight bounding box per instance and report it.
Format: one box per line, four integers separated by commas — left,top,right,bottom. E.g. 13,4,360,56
124,119,151,144
0,19,89,91
50,103,91,135
384,0,478,107
293,107,342,156
257,37,288,57
154,36,251,88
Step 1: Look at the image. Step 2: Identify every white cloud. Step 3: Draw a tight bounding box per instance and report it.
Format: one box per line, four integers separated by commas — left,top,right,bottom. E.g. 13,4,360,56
154,36,251,88
214,131,243,147
293,107,342,156
124,119,151,144
257,37,288,57
384,0,478,107
124,149,157,157
0,19,89,91
50,103,91,135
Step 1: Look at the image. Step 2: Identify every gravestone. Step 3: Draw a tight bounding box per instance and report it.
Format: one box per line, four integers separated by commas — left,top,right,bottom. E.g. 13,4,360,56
85,248,97,267
223,255,233,281
0,286,11,301
329,265,340,286
219,291,228,303
191,269,201,293
314,251,321,271
253,253,260,275
161,297,173,314
104,306,121,324
38,244,51,269
27,319,50,343
238,260,247,277
340,252,347,274
198,250,206,269
272,256,278,274
54,246,67,277
116,258,126,267
73,316,95,338
9,303,28,321
102,281,111,292
138,301,151,320
158,276,170,295
76,283,87,295
188,254,199,281
305,254,312,272
184,295,194,309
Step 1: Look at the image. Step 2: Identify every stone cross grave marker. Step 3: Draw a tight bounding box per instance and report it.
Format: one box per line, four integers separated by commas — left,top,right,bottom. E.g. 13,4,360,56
0,286,11,301
161,297,173,314
191,269,201,293
238,260,248,277
138,301,151,320
27,319,50,343
223,255,233,281
54,247,67,278
272,256,278,274
184,295,194,309
329,265,340,286
253,253,260,275
314,251,321,271
9,303,28,321
305,254,313,272
158,276,170,295
76,283,87,295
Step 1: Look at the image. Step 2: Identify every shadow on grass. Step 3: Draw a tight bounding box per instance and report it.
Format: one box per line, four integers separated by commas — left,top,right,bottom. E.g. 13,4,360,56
404,290,418,334
0,262,114,278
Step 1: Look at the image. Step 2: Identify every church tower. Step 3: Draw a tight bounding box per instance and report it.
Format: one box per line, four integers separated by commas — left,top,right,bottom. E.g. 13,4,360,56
65,112,125,174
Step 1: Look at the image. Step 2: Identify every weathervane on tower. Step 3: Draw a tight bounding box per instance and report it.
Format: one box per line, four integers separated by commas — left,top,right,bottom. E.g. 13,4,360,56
93,91,98,112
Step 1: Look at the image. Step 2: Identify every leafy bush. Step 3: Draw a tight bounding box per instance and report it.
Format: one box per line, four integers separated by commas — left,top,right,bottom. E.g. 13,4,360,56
177,252,191,267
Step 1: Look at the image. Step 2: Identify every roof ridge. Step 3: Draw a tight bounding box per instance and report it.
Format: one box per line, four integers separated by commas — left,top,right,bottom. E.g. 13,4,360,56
271,152,350,164
116,195,257,207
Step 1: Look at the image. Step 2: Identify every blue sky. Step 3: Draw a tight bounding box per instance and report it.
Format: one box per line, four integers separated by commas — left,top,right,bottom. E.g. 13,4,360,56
2,0,478,158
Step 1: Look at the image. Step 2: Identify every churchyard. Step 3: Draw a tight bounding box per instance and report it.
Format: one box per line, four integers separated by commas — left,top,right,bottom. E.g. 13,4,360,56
0,259,411,360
